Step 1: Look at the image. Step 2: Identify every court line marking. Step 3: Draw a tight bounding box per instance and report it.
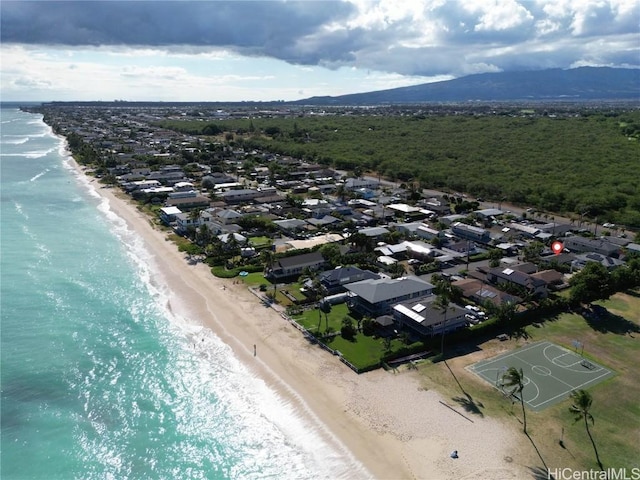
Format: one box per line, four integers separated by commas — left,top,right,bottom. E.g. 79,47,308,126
530,369,613,408
470,341,613,410
470,341,551,371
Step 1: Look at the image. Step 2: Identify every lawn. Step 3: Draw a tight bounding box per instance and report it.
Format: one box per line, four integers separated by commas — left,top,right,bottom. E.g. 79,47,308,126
248,236,272,248
291,303,425,371
414,291,640,472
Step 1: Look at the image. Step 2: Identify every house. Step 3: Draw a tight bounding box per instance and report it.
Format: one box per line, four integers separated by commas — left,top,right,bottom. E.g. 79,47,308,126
266,251,327,281
273,218,308,235
306,215,341,228
563,236,620,258
393,298,467,337
317,266,381,294
159,206,182,226
359,226,390,240
487,266,548,298
174,212,200,235
530,269,566,289
474,208,504,220
218,232,247,246
451,222,491,244
452,278,522,307
165,194,211,210
344,178,380,190
440,214,466,226
346,276,435,318
571,253,625,271
218,188,264,204
419,197,451,215
506,223,541,238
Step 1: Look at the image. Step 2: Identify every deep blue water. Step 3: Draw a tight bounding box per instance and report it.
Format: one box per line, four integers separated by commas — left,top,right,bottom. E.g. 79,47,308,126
0,107,366,480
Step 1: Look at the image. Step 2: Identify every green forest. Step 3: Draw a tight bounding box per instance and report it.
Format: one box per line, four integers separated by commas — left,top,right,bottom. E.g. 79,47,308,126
157,109,640,228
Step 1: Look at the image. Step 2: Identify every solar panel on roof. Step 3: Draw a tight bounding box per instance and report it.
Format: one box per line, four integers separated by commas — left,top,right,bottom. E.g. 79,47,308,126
478,289,497,298
413,303,426,312
502,268,514,275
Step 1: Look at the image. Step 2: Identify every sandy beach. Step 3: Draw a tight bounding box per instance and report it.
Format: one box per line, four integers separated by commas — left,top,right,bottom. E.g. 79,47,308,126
82,165,535,479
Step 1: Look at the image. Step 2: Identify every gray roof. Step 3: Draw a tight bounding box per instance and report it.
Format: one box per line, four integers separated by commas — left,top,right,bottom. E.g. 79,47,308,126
359,226,390,237
346,276,434,304
277,251,325,269
394,298,466,328
319,266,380,285
273,218,307,230
307,215,341,226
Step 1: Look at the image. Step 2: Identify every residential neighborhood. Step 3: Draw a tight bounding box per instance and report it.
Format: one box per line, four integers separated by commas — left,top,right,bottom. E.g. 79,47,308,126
37,103,640,372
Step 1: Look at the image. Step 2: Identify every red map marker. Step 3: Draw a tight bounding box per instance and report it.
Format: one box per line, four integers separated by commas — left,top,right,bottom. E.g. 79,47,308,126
551,241,564,255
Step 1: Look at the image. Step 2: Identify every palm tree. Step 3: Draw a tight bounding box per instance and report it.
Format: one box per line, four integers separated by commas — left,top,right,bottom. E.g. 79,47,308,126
433,279,454,357
260,249,275,276
501,366,527,434
569,389,603,470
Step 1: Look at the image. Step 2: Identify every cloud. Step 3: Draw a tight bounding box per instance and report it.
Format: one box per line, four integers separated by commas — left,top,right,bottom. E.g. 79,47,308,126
1,0,638,81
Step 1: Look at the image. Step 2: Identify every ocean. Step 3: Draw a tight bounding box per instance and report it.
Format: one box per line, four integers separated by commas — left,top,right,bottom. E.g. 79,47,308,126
0,107,366,480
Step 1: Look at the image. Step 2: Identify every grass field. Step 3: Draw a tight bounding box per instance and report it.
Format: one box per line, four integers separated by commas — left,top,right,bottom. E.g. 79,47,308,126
414,290,640,472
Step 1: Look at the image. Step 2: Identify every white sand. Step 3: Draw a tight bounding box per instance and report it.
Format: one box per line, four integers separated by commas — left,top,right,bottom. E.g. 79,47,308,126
82,167,533,479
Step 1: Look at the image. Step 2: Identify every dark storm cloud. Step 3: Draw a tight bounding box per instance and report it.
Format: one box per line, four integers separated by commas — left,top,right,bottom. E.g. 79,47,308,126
0,1,355,50
2,0,638,78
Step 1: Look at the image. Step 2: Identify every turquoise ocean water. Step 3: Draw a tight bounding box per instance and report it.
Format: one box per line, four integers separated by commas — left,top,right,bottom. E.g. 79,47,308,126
0,107,367,480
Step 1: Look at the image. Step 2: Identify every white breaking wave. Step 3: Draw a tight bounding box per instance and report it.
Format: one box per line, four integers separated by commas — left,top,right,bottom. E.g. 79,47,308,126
30,169,49,182
73,160,370,480
1,136,30,145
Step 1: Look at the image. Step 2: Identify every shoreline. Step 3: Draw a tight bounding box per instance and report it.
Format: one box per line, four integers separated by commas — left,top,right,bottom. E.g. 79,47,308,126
75,161,533,479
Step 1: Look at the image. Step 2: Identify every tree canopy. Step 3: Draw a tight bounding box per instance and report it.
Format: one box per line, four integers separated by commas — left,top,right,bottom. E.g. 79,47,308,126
157,109,640,226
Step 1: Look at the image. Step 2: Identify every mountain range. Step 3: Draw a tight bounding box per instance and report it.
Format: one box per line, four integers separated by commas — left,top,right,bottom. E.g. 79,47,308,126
296,67,640,105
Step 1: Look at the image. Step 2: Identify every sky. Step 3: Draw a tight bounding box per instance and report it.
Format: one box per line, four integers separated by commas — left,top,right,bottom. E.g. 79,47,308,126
1,0,639,102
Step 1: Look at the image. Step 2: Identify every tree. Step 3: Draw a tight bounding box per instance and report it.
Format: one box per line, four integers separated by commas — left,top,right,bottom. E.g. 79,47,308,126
569,262,613,305
488,248,503,268
569,389,603,470
260,249,275,275
494,301,517,326
501,367,527,434
522,241,544,263
433,279,454,357
340,316,356,340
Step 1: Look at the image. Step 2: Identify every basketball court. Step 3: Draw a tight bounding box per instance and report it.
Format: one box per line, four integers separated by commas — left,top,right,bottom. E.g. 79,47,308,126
468,341,614,411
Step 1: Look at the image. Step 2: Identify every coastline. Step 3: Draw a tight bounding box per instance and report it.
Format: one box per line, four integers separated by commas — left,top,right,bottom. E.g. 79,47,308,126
74,160,533,479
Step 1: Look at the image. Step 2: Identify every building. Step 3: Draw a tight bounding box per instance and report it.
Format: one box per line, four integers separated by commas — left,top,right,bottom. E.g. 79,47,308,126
487,266,548,298
451,222,491,243
564,236,620,258
266,251,327,281
159,206,182,226
393,298,467,337
317,266,381,294
346,276,435,318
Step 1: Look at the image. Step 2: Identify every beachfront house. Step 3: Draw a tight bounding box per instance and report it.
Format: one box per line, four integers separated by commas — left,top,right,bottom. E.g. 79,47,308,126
345,276,434,318
393,298,467,338
317,266,381,295
159,206,182,226
266,251,327,282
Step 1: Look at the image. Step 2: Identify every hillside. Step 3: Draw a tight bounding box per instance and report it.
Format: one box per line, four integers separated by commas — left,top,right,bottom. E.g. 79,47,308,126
298,67,640,105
